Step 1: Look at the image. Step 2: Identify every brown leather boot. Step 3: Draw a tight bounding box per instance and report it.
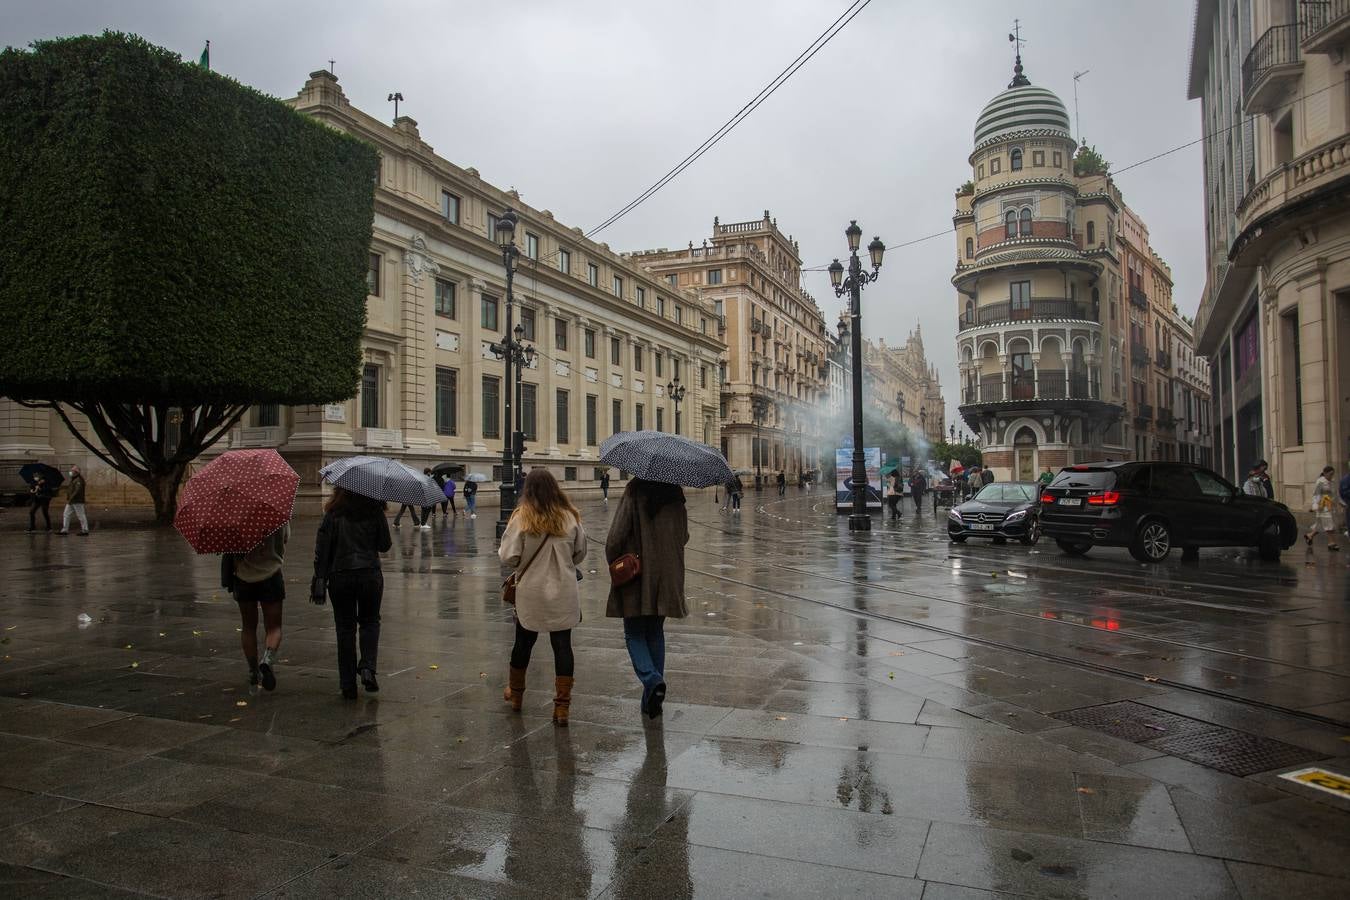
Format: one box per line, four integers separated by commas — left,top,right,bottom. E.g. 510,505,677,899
504,665,526,712
553,676,574,727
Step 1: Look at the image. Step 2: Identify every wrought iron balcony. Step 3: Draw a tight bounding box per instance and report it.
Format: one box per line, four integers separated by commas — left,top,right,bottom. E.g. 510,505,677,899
1156,409,1177,430
1301,1,1350,53
957,298,1093,331
960,372,1100,405
1243,24,1303,114
1130,340,1150,365
1129,285,1148,309
1134,403,1154,423
1155,350,1172,370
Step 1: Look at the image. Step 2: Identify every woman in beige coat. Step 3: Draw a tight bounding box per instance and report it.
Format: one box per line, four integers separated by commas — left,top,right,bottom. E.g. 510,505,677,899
499,469,588,725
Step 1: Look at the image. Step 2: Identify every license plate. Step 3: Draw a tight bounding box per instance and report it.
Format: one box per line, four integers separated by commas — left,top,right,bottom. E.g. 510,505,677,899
972,523,996,531
1058,498,1082,506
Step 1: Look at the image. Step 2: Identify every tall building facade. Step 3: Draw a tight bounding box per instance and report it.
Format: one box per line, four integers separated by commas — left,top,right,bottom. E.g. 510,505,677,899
630,214,832,481
0,70,724,509
1189,0,1350,504
861,329,947,444
953,58,1127,479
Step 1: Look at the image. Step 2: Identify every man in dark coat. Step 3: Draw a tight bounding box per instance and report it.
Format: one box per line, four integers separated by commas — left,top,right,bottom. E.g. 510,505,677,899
605,479,689,719
910,470,927,512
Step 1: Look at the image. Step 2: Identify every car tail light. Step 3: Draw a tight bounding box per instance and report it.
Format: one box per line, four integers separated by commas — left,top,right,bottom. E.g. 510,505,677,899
1086,490,1121,506
1040,493,1055,504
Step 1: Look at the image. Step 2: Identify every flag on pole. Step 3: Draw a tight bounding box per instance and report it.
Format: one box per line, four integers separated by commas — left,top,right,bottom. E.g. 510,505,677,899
199,40,210,70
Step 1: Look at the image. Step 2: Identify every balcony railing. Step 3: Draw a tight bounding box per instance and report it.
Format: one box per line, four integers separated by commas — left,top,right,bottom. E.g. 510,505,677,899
1130,341,1150,365
1156,409,1177,430
1134,403,1154,422
961,372,1100,404
1129,285,1148,309
958,298,1092,330
1243,24,1303,112
1156,350,1172,370
1301,1,1350,51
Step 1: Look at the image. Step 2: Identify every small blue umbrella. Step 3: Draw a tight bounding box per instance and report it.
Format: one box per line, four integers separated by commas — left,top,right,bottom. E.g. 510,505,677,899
599,431,733,488
319,456,444,506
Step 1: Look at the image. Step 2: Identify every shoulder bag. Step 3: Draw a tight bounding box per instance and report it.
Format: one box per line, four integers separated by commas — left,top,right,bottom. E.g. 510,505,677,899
502,536,547,605
609,498,641,587
310,514,338,605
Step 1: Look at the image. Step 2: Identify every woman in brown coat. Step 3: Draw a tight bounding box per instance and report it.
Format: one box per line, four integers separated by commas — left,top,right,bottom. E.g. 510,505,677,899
605,478,689,719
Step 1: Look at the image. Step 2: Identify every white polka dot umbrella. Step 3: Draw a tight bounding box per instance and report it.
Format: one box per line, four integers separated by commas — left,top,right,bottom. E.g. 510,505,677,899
599,430,733,488
319,455,444,506
174,449,299,554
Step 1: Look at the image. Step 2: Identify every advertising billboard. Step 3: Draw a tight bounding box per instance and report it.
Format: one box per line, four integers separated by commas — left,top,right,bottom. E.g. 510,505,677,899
835,447,883,512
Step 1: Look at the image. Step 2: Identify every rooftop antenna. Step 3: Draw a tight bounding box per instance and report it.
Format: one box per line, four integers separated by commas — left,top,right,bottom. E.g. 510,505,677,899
387,92,403,121
1073,70,1090,147
1007,20,1029,86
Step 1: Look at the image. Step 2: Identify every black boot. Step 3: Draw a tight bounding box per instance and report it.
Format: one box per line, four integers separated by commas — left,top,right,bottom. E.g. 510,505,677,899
357,664,379,693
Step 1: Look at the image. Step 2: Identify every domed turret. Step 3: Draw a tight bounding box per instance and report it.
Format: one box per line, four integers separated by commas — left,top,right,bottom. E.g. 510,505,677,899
973,61,1071,147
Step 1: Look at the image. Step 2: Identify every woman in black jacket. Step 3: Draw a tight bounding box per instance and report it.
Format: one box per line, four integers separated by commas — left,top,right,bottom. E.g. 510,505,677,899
313,487,392,699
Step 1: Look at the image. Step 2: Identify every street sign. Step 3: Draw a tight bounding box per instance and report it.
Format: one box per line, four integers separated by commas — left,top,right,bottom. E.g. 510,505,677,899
1279,767,1350,799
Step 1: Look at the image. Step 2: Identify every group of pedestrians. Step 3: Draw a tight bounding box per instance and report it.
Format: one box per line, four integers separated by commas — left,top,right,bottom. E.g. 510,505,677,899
1242,458,1349,552
219,469,689,723
24,465,89,535
393,469,478,527
720,473,744,513
885,469,931,520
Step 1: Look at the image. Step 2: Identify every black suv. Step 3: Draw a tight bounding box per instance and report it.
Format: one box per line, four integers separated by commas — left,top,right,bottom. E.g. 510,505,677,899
1039,462,1297,562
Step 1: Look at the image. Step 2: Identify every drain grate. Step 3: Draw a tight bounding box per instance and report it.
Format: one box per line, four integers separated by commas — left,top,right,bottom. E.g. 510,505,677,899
1144,728,1324,777
1052,701,1214,743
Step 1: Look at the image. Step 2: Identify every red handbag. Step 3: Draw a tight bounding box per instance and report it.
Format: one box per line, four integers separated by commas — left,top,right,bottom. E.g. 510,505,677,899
609,553,641,586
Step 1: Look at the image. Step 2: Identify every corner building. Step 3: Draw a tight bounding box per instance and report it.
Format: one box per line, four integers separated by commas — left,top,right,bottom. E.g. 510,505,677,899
953,59,1127,479
630,214,833,481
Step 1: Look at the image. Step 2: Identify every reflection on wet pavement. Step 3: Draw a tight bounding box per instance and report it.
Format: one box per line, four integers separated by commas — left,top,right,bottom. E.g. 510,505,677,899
1,492,1349,897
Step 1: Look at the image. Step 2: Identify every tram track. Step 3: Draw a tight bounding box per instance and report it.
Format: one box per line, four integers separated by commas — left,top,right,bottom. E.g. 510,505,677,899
662,495,1350,731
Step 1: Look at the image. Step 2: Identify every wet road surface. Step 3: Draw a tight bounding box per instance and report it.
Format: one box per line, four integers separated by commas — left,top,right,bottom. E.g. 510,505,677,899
1,491,1349,898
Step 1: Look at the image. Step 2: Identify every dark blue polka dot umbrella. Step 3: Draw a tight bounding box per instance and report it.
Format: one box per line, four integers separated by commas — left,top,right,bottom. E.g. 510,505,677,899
599,431,733,488
319,455,444,506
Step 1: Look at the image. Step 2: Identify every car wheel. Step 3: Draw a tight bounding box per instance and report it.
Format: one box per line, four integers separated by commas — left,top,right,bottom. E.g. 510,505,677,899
949,534,967,543
1055,538,1091,556
1130,519,1172,563
1257,521,1282,561
1020,517,1041,546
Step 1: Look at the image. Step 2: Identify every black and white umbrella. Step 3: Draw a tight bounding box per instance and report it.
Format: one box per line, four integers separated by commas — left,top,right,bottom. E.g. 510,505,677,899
319,456,444,506
599,431,733,488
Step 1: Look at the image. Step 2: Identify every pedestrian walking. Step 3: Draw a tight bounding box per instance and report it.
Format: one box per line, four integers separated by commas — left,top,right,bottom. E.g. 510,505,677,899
1243,460,1274,498
776,471,786,497
910,470,928,512
58,465,89,535
600,470,611,502
606,478,689,719
464,478,478,519
26,475,54,533
224,524,289,691
428,468,450,519
1038,466,1054,487
312,487,392,699
886,471,902,520
392,501,423,529
1305,465,1344,552
443,476,458,517
981,467,995,487
499,469,588,726
726,474,743,513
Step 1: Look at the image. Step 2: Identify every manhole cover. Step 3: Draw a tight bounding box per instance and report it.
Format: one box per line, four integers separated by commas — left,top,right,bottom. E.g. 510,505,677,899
1051,701,1213,743
1145,728,1324,777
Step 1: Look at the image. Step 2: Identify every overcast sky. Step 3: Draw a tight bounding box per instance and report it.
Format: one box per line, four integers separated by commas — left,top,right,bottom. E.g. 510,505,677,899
2,0,1203,426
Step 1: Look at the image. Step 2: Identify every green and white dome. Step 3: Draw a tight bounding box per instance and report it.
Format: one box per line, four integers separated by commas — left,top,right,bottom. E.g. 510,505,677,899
973,66,1071,146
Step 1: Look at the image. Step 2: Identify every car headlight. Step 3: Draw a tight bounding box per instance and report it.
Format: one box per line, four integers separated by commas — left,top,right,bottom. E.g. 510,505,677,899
947,508,963,523
1004,509,1027,523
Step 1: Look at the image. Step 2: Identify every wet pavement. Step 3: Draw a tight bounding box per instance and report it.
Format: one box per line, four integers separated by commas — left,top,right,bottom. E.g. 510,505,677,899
2,491,1349,898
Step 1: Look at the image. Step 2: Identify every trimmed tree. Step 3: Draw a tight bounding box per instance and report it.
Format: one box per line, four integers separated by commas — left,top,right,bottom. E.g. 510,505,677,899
0,33,377,521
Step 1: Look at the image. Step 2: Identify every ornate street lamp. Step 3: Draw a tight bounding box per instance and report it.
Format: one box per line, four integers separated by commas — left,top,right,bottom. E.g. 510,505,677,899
950,423,957,443
492,208,534,539
751,394,770,491
896,392,906,425
666,375,686,435
829,222,885,532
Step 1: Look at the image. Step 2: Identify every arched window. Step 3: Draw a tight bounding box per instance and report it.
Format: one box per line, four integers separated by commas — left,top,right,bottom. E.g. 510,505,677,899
1019,207,1032,236
1005,210,1017,239
964,299,974,325
1010,148,1023,171
965,237,974,258
1087,221,1096,245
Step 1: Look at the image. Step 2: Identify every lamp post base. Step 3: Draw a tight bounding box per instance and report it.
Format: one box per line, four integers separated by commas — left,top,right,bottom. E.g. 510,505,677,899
848,513,872,532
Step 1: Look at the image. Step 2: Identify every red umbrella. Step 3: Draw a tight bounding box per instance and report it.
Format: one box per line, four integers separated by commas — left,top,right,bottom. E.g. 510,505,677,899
950,460,966,474
174,449,299,554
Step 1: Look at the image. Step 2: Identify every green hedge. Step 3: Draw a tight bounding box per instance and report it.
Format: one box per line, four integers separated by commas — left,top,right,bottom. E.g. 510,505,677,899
0,32,378,404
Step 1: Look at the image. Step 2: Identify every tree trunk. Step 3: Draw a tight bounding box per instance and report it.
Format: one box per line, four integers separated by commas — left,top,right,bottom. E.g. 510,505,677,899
144,463,190,525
